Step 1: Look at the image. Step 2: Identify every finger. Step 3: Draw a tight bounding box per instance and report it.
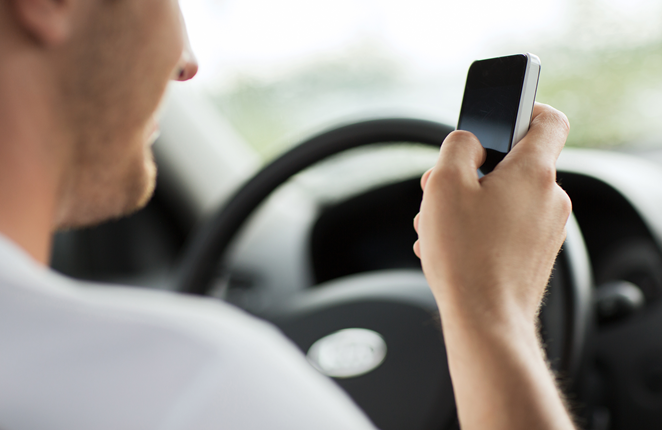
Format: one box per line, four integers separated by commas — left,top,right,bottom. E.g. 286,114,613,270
420,168,433,191
505,103,570,171
413,240,421,259
434,130,486,187
413,213,420,233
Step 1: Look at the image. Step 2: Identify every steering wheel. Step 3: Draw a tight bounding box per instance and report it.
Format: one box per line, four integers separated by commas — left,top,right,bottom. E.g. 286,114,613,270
174,118,593,430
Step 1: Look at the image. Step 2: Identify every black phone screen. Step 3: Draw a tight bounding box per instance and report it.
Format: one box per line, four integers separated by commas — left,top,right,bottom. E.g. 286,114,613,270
457,54,527,174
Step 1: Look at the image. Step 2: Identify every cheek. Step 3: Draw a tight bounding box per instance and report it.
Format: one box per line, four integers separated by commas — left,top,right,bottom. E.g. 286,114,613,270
151,0,185,75
92,0,185,148
140,7,184,112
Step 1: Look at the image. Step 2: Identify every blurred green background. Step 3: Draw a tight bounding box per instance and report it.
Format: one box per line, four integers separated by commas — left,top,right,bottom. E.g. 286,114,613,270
182,0,662,158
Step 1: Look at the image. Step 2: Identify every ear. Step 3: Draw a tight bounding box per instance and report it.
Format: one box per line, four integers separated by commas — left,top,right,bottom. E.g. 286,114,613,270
9,0,75,46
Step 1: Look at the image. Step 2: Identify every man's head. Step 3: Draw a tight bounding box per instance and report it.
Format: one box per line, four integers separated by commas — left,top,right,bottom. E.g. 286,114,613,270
0,0,197,230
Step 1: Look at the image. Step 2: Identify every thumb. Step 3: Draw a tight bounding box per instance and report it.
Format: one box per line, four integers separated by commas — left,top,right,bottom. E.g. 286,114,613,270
502,103,570,173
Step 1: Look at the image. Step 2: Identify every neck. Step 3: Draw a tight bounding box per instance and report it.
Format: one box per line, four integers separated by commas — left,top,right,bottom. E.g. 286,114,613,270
0,54,64,265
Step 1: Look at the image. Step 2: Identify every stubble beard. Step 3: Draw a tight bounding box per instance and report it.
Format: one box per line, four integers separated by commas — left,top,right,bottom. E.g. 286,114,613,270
55,140,158,231
53,4,166,231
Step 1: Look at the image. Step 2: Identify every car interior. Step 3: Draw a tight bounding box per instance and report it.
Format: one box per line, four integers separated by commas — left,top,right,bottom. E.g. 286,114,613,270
49,0,662,429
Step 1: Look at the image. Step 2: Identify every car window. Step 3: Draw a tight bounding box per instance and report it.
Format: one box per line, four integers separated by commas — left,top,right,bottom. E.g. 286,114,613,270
179,0,662,159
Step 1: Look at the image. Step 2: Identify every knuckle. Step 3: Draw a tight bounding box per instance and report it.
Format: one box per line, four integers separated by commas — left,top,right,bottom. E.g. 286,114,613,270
522,160,556,184
557,188,573,215
537,107,571,135
557,111,571,133
548,185,573,224
538,164,558,184
420,168,432,190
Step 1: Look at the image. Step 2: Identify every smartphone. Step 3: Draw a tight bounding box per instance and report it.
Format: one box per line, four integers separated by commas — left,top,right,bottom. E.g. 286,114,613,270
457,53,541,174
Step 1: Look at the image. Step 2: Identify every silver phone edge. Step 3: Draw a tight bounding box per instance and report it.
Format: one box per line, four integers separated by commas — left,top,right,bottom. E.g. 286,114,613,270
511,53,541,148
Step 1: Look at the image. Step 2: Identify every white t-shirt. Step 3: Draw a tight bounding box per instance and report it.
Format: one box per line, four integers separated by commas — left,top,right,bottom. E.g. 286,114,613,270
0,235,376,430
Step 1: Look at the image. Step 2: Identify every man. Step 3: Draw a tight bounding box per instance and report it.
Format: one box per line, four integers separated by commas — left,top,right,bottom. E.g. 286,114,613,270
0,0,575,429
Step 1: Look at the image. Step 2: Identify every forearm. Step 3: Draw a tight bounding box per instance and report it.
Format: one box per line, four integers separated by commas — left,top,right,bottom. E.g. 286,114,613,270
440,302,576,430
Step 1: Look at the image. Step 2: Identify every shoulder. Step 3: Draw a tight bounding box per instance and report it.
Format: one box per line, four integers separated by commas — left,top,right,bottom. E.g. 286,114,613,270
70,283,375,430
0,264,375,430
75,281,283,349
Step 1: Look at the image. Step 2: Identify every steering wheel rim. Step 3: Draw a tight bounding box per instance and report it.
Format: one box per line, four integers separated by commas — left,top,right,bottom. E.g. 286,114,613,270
173,118,593,421
175,118,454,295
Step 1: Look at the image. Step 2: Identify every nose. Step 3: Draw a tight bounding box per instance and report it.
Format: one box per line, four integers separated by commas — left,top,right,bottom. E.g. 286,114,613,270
175,17,198,81
176,48,198,81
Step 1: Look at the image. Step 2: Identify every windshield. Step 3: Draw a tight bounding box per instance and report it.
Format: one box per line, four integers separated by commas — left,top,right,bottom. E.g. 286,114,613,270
180,0,662,159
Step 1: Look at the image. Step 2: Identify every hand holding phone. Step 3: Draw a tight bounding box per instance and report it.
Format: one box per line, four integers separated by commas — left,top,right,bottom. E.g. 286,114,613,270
457,53,541,174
